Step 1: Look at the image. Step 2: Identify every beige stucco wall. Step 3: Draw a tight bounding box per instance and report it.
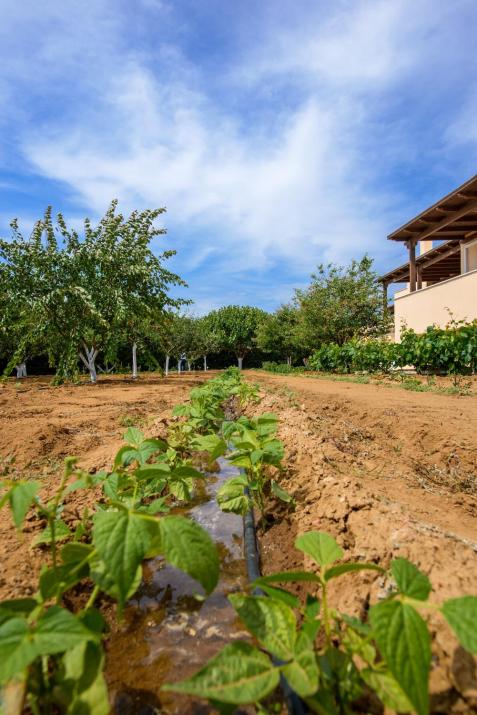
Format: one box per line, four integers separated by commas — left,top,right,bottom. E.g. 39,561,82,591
394,269,477,341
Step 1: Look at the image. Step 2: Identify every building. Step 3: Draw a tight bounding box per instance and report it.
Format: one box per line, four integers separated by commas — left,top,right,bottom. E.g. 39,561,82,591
380,175,477,341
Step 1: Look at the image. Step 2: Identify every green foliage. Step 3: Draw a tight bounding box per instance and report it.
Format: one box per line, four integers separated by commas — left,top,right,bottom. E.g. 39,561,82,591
206,305,268,365
167,531,477,714
261,361,305,374
308,320,477,378
256,304,304,364
294,256,389,350
0,202,186,382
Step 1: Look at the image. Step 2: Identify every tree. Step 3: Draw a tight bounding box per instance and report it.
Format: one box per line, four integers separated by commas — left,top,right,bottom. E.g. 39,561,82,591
206,306,267,369
0,202,186,383
294,256,388,350
256,304,302,365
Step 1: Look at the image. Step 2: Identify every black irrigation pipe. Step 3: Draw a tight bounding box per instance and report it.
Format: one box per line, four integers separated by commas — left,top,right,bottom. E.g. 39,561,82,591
241,480,309,715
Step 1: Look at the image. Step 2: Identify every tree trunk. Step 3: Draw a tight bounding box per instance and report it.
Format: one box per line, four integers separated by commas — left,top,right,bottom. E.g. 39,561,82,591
15,362,27,378
237,356,243,370
165,355,170,376
177,359,181,374
79,345,98,384
187,361,191,371
203,355,207,371
132,342,138,379
287,356,292,366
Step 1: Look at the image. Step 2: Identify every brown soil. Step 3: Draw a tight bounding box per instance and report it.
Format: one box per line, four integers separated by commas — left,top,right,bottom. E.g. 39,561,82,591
1,370,477,712
0,373,208,601
248,371,477,714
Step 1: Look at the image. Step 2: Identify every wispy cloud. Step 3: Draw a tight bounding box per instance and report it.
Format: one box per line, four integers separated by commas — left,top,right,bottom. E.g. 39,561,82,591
1,0,477,310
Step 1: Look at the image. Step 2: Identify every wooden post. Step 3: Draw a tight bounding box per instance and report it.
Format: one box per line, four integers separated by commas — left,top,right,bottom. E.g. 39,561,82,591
382,281,388,317
416,264,422,290
408,239,417,292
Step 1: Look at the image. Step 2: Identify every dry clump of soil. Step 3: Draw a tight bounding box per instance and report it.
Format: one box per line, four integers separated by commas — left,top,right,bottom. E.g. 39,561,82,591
0,373,207,601
250,373,477,714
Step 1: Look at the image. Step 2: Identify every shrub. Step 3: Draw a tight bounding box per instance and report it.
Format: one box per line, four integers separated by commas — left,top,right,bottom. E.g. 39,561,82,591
308,321,477,376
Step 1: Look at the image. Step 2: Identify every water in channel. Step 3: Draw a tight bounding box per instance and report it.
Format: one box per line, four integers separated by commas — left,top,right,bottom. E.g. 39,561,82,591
106,458,250,714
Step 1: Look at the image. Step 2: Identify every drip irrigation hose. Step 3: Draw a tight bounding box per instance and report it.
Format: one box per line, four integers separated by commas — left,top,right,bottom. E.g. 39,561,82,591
241,481,309,715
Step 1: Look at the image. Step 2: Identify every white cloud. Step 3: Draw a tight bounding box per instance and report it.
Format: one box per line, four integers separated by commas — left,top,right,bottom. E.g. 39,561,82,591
2,0,476,303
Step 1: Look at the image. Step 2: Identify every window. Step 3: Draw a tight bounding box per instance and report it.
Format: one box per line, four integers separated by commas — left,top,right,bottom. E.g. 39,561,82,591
463,240,477,273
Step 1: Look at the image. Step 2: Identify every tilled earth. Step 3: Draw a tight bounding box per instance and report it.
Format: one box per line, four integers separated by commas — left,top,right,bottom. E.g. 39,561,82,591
0,373,208,601
1,371,477,712
249,371,477,714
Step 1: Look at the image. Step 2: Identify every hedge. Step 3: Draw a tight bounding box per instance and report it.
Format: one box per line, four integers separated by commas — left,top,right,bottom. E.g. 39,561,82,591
308,322,477,376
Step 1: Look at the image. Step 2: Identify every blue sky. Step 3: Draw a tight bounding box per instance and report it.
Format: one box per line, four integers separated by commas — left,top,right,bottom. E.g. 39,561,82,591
1,0,477,312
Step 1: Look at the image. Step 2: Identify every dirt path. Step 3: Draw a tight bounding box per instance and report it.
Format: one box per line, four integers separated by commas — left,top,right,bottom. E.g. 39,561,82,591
248,371,477,713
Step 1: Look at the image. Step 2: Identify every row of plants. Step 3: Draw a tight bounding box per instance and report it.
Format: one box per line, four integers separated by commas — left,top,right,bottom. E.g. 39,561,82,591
165,374,477,714
1,368,477,714
0,367,265,713
307,321,477,377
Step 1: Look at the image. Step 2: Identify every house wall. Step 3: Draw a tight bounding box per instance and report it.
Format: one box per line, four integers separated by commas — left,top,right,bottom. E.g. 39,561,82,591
394,268,477,341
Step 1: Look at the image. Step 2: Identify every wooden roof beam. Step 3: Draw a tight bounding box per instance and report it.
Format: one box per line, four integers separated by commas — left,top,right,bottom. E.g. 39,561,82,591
411,199,477,242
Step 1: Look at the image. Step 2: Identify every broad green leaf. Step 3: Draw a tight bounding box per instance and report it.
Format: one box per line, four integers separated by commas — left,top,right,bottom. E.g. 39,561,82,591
229,594,296,661
123,427,144,447
217,477,250,515
8,481,40,529
158,516,219,595
59,641,109,715
0,617,36,683
33,519,72,546
169,476,193,501
281,632,319,698
295,532,343,568
135,464,171,481
255,583,300,609
391,558,431,601
163,641,279,704
61,542,93,564
302,595,321,641
35,606,98,654
92,508,157,607
370,600,431,715
0,598,37,625
113,446,138,468
361,669,413,712
324,562,384,582
141,497,169,514
39,561,89,600
270,480,293,503
192,434,228,460
90,554,142,602
172,465,205,480
442,597,477,653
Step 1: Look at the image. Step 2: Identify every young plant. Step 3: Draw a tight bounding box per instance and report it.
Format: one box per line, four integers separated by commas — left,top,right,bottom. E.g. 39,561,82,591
215,413,293,519
0,438,220,713
165,531,477,715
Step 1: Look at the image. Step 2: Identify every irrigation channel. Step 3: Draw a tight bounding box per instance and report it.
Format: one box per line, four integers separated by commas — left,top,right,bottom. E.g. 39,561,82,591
106,458,250,715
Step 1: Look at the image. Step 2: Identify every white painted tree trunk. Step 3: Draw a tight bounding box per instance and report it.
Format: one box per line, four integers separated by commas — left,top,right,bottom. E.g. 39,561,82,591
187,361,191,371
287,356,292,366
237,356,243,370
15,362,27,378
132,342,138,379
177,359,181,374
203,355,207,371
165,355,170,376
79,345,98,383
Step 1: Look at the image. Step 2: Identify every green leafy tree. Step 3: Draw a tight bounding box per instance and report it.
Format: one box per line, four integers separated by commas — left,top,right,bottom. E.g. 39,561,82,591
206,305,267,369
294,256,388,350
256,304,303,366
0,202,186,382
